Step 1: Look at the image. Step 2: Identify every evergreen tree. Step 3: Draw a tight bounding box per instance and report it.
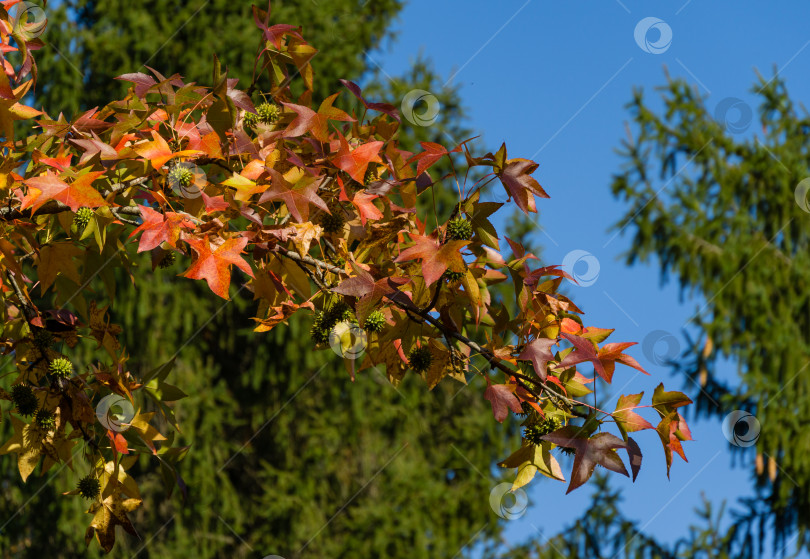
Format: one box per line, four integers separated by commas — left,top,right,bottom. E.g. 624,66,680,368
610,73,810,553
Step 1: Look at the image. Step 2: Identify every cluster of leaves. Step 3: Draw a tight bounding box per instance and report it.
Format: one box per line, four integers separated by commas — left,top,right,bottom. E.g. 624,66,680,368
0,1,692,552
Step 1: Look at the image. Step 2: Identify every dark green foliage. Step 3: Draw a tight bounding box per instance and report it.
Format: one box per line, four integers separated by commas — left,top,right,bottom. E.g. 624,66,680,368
11,384,37,417
408,345,432,372
77,476,101,500
362,309,386,333
73,207,93,230
34,0,404,116
611,73,810,552
446,217,473,241
48,357,73,378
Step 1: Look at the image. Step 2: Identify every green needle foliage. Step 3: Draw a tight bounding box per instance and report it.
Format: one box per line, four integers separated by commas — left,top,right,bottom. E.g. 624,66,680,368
611,72,810,553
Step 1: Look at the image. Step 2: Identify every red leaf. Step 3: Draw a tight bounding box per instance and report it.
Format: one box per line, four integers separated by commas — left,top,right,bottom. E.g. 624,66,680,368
541,427,628,493
134,130,201,169
626,436,643,482
351,192,383,225
484,383,522,423
517,338,557,381
182,236,254,299
339,79,400,121
128,205,194,252
497,157,549,215
283,94,353,142
106,430,129,455
330,134,384,183
21,171,107,213
257,171,329,223
394,233,468,286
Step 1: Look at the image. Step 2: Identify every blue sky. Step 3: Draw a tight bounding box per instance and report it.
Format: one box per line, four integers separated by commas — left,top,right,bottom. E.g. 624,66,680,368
369,0,810,553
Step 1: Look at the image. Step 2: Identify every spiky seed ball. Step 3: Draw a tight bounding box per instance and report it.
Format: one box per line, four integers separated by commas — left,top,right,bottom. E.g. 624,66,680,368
516,401,535,418
168,165,194,188
77,476,101,500
443,270,464,283
363,310,386,333
319,210,345,234
447,217,473,241
524,417,563,446
363,164,378,186
11,384,37,416
159,251,177,269
256,102,281,124
408,346,432,373
35,409,55,431
324,300,353,325
73,207,93,231
558,446,576,457
310,312,331,344
32,329,53,349
49,357,73,378
243,110,259,130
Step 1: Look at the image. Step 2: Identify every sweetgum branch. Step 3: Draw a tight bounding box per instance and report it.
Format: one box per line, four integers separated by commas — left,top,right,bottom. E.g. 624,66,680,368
272,248,587,415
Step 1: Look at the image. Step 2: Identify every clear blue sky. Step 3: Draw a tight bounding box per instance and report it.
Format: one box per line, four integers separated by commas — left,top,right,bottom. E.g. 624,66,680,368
368,0,810,554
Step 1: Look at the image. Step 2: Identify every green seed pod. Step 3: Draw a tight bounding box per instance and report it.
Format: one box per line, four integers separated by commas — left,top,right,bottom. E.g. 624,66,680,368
443,270,465,283
363,164,378,186
524,417,563,446
243,110,259,130
446,217,473,241
408,346,432,373
363,310,386,333
168,166,194,188
256,102,281,124
77,475,101,500
11,384,38,416
49,357,73,378
73,207,93,231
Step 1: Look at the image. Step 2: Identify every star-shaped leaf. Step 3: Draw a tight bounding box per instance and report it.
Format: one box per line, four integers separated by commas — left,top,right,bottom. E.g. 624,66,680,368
497,155,549,215
258,170,329,223
517,338,557,381
182,236,254,299
128,206,194,252
21,171,107,213
394,233,468,286
541,427,629,493
330,134,383,184
484,382,522,423
85,492,143,553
